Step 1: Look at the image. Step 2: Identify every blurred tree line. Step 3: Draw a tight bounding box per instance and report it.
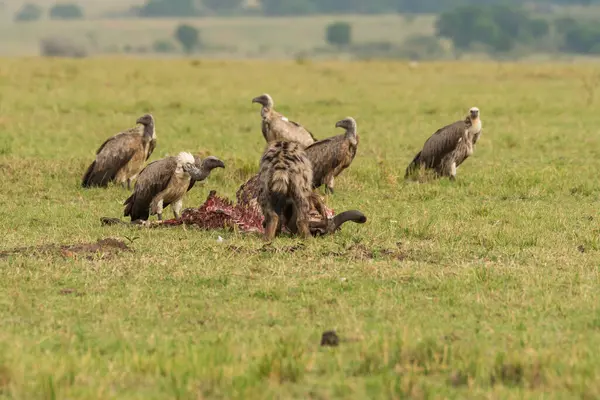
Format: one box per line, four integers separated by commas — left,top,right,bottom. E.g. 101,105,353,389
137,0,599,17
436,5,600,55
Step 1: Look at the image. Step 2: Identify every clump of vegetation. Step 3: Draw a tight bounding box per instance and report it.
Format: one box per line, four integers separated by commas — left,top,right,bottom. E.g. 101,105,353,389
202,0,244,14
435,5,549,54
138,0,200,17
14,3,43,22
152,39,177,54
560,20,600,55
326,22,352,48
49,3,84,20
39,37,87,57
174,24,201,54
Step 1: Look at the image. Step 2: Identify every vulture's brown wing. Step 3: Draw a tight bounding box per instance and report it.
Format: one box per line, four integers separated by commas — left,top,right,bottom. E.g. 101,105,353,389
418,120,467,168
83,132,139,187
124,157,176,221
304,136,343,188
289,120,317,142
261,119,269,142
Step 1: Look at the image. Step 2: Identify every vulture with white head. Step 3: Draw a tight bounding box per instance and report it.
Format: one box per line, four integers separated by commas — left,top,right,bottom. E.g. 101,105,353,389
252,93,317,148
405,107,482,180
123,152,225,222
82,114,157,189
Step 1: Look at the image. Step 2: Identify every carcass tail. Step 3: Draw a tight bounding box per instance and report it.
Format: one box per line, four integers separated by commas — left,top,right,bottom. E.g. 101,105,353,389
404,151,422,179
331,210,367,231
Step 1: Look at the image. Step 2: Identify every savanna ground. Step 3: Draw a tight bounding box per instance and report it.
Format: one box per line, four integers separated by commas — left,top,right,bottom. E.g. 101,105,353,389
1,58,600,398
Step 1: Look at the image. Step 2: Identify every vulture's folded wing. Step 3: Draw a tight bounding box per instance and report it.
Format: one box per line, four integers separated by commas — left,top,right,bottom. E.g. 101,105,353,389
126,157,176,219
304,136,343,188
84,133,138,186
289,120,317,142
419,121,466,167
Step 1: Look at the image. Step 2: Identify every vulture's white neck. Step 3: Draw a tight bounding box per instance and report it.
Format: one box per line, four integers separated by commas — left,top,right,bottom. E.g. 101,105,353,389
470,119,482,133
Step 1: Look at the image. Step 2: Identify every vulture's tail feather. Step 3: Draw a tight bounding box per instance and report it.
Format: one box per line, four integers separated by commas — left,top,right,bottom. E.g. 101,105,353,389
404,151,422,179
81,161,97,188
123,194,134,217
82,162,116,188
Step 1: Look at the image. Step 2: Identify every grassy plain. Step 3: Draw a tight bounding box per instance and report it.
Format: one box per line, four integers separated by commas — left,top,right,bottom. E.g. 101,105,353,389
0,15,434,57
0,15,434,58
1,58,600,398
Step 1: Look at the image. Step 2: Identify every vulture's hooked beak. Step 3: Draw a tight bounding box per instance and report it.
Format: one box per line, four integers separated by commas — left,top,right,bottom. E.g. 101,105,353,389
213,159,225,169
470,108,479,119
335,121,343,128
252,97,261,104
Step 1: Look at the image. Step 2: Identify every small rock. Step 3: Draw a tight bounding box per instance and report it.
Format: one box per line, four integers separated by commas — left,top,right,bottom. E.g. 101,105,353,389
217,236,224,243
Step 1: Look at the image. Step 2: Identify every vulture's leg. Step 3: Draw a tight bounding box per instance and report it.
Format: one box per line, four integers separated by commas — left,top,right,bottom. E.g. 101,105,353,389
172,198,183,220
449,162,457,181
127,179,132,191
155,199,164,221
324,174,335,195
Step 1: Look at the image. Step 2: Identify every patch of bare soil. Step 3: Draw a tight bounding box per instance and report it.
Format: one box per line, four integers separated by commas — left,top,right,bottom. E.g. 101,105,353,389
324,242,407,261
0,238,133,260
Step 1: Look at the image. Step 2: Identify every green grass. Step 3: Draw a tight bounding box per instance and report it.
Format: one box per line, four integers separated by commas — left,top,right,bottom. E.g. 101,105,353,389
1,58,600,398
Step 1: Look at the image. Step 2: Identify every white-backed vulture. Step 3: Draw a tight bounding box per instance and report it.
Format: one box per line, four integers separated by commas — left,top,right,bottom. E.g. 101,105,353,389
82,114,157,189
258,141,313,241
304,117,359,194
405,107,482,181
252,93,317,148
123,152,225,222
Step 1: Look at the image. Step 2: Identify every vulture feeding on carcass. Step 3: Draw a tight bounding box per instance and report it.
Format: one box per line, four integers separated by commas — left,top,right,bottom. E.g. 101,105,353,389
405,107,482,181
257,140,314,241
123,152,224,222
252,93,317,148
82,113,157,189
304,117,359,194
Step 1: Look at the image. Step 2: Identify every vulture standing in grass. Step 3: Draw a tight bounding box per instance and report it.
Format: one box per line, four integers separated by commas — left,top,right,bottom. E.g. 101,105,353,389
123,152,225,222
82,114,157,189
405,107,482,181
252,93,317,148
304,117,359,194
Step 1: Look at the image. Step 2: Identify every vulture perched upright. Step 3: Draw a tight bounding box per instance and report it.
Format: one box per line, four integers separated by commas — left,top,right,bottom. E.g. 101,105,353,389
252,93,317,148
304,117,359,194
405,107,482,181
123,152,225,222
82,114,157,189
